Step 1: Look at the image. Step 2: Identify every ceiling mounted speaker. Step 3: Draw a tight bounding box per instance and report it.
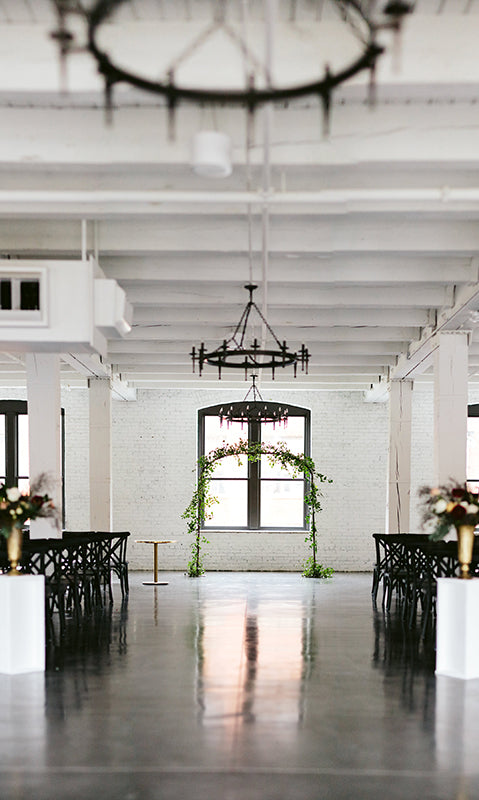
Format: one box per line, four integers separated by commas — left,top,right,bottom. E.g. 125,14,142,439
191,131,232,178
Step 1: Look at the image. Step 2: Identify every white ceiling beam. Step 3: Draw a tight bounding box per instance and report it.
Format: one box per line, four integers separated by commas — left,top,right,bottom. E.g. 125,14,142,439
126,284,447,308
131,306,430,327
107,339,404,355
124,325,418,342
126,372,380,385
1,101,479,169
8,188,479,216
111,376,137,402
105,255,478,286
108,363,388,377
108,352,398,366
11,218,479,255
391,281,479,380
61,353,111,379
3,219,479,256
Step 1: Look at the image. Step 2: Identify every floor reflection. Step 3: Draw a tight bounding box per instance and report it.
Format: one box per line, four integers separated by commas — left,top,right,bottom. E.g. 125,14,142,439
193,592,317,735
46,598,128,671
44,598,129,724
372,609,436,719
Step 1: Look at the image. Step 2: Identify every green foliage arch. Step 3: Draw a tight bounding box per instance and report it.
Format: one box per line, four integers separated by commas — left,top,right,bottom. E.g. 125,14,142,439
182,439,333,578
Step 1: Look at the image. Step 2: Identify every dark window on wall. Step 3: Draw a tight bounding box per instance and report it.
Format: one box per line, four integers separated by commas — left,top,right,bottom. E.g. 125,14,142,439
0,400,65,526
198,403,310,530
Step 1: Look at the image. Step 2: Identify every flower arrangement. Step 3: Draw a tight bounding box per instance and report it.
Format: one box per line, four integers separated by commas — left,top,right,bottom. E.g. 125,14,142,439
0,473,58,535
419,482,479,541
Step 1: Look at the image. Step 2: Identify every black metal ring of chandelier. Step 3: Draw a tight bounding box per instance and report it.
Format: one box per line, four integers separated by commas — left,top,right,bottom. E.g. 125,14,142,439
51,1,412,122
218,375,289,426
200,347,297,370
191,284,310,380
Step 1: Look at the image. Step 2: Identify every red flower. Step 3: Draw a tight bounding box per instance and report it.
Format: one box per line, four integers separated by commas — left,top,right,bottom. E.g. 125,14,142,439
450,504,467,519
451,487,466,499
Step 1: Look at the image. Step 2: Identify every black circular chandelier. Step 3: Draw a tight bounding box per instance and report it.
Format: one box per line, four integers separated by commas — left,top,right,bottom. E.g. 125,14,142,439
50,1,412,128
191,284,309,380
218,375,289,428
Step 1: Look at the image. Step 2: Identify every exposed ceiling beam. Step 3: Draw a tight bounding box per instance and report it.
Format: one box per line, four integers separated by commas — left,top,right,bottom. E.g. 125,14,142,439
131,306,430,327
104,255,478,286
391,281,479,380
125,285,448,308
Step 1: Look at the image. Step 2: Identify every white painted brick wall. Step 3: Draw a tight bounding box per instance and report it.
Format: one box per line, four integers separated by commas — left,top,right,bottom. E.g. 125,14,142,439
2,382,477,573
108,387,390,573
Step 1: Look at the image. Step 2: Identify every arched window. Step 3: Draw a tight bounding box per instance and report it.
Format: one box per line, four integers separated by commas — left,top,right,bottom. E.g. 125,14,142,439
0,400,65,525
198,403,310,530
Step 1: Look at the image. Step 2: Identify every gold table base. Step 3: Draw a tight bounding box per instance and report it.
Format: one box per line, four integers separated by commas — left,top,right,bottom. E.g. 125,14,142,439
135,539,176,586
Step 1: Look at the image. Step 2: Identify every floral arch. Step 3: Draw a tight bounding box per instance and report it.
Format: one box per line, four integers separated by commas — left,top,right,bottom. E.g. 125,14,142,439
182,439,332,578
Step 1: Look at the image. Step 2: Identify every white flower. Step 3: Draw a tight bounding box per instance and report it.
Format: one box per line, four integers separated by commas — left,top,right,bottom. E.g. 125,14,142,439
434,499,448,514
467,504,479,514
6,487,20,502
460,501,470,509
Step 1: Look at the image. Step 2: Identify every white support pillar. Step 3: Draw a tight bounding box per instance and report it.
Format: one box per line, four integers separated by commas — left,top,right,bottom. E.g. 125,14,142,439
26,353,62,539
434,331,469,487
89,377,112,531
387,380,413,533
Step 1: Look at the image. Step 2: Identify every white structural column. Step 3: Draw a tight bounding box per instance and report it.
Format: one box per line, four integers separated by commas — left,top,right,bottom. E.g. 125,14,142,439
89,377,112,531
26,353,62,539
434,331,469,486
387,380,413,533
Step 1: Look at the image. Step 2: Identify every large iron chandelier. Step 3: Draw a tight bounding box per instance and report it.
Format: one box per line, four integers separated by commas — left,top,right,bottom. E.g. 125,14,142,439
218,375,288,428
50,1,412,129
191,284,309,380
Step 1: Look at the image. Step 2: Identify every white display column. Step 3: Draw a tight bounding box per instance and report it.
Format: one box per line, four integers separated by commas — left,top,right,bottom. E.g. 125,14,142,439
387,379,413,533
434,331,469,486
0,575,45,673
89,377,112,531
436,579,479,679
26,353,62,539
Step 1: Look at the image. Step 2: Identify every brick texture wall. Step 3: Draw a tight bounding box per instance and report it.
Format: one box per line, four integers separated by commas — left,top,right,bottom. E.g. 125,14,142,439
3,382,477,573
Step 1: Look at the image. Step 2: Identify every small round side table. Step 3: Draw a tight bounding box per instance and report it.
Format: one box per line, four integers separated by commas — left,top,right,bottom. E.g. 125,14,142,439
135,539,177,586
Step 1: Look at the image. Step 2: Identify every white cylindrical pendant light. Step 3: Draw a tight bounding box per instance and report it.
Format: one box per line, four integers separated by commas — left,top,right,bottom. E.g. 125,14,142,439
191,131,232,178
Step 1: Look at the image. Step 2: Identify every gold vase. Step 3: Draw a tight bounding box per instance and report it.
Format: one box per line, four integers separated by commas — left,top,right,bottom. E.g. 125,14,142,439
456,524,476,580
6,526,23,575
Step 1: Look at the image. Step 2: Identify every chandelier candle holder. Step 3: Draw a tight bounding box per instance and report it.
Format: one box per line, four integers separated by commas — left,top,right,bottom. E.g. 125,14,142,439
218,375,288,428
191,284,309,380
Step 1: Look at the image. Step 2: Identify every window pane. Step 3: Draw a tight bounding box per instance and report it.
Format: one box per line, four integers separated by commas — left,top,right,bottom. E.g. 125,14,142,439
204,416,247,478
0,415,5,478
260,480,304,527
18,414,29,478
260,417,305,479
18,477,30,495
207,479,248,527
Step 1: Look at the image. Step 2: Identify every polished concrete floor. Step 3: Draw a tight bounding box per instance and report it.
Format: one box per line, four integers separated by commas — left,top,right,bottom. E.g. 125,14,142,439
1,571,479,799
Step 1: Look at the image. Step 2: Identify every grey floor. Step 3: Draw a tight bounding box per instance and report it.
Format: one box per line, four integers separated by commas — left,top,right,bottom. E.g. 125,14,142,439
0,571,478,799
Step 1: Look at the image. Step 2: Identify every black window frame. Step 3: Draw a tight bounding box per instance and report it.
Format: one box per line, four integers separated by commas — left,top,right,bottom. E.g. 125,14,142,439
198,403,311,531
0,400,65,527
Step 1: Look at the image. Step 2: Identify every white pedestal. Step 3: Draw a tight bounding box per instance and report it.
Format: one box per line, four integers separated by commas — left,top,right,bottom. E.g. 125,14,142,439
436,578,479,679
0,575,45,674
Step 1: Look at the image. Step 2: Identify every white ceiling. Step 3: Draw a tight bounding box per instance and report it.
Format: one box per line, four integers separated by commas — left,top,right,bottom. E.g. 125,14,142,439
1,0,479,392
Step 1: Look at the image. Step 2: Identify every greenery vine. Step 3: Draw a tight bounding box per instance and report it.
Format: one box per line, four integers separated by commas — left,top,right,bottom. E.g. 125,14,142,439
182,439,333,578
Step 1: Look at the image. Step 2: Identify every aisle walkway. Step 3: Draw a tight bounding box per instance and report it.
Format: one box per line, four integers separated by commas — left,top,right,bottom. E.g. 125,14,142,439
0,572,478,799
